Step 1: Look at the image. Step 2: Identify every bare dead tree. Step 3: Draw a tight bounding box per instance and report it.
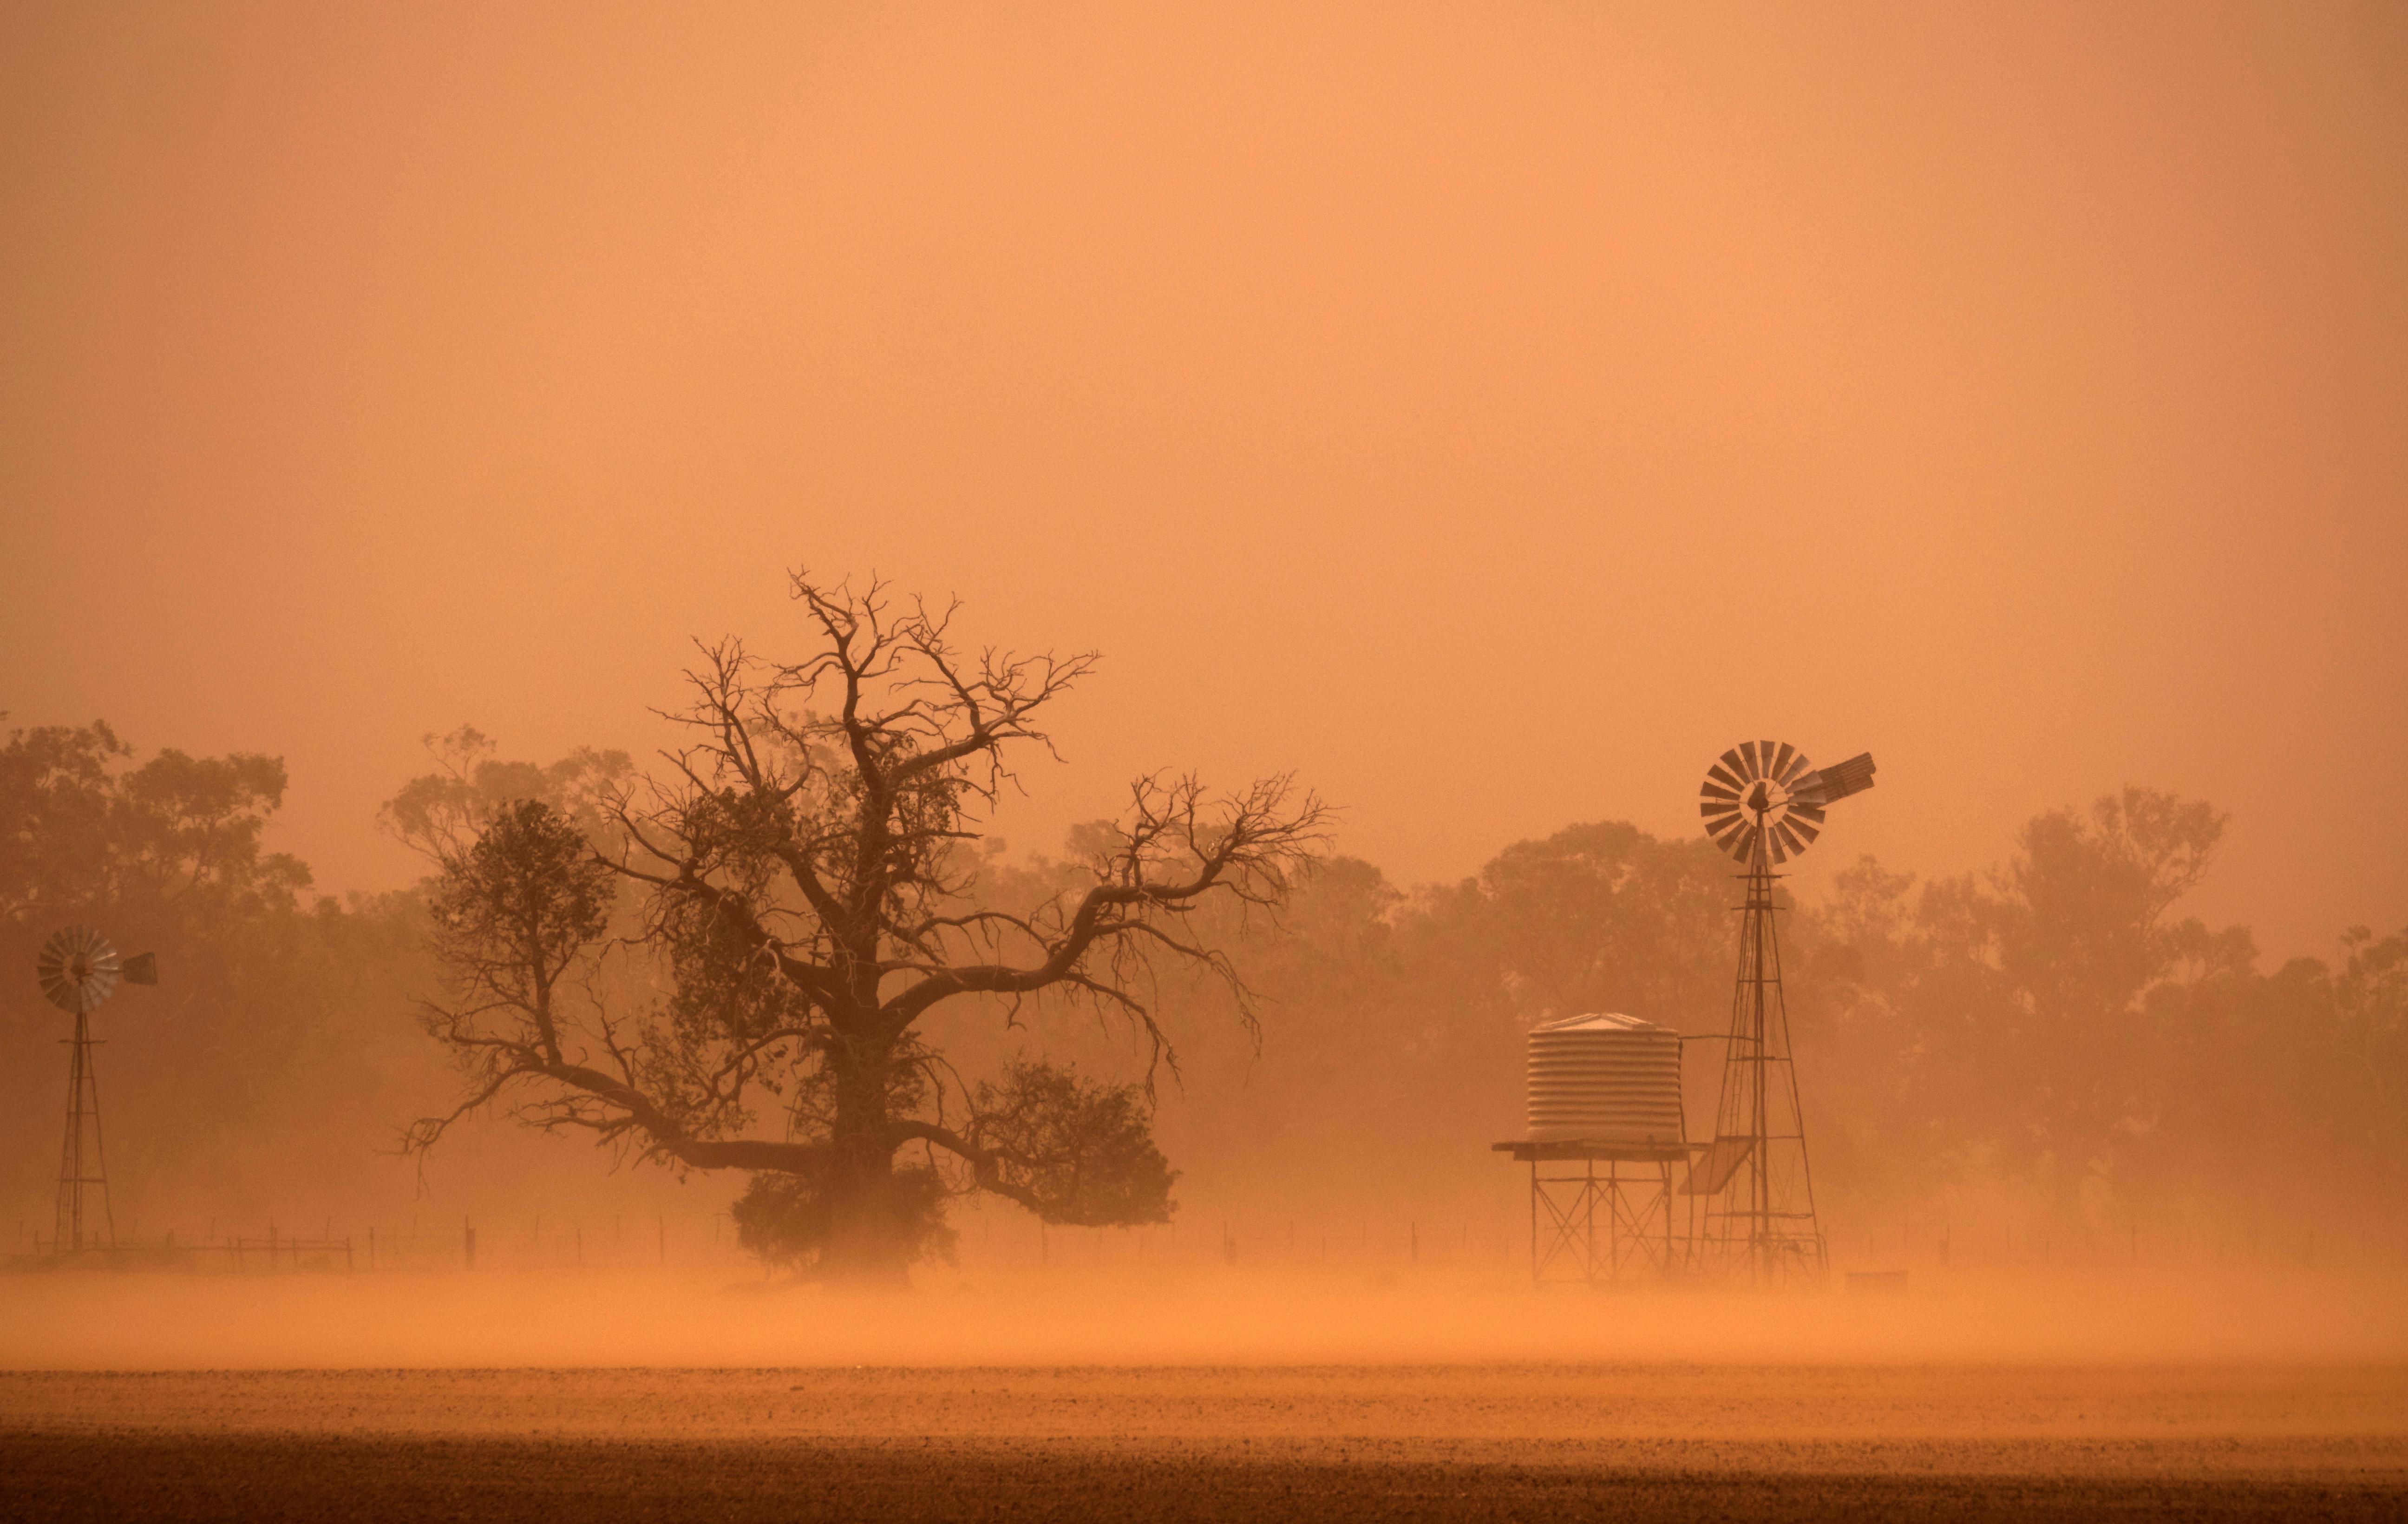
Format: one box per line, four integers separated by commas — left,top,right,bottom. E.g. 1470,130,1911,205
404,571,1327,1283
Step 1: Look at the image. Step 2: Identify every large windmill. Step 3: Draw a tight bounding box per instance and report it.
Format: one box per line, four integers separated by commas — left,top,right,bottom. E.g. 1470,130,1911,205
1684,741,1876,1283
34,927,156,1254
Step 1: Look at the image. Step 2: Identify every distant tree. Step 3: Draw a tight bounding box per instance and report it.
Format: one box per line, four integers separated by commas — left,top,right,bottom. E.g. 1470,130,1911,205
1794,788,2254,1222
0,718,426,1219
378,726,633,864
398,574,1323,1284
1993,788,2235,1032
1375,823,1735,1156
1439,820,1735,1030
0,718,313,927
2337,923,2408,1135
1984,788,2239,1213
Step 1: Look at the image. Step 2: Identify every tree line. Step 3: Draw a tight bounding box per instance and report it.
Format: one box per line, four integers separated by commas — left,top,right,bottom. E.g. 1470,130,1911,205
7,579,2401,1278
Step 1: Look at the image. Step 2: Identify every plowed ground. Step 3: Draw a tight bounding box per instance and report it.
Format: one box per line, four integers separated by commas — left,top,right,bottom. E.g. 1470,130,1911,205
3,1365,2403,1522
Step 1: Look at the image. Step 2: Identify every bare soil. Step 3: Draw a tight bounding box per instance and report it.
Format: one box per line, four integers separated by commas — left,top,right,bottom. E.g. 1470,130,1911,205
4,1365,2404,1521
7,1428,2405,1523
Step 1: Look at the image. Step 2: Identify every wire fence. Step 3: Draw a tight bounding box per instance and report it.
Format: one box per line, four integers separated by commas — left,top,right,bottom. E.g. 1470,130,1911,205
6,1208,2404,1277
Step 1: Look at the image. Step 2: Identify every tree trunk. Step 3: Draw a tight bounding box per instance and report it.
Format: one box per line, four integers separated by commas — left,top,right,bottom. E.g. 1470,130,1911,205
823,1031,909,1287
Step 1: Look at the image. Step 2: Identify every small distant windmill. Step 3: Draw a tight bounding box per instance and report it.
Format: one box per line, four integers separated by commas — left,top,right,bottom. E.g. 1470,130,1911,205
34,927,156,1254
1685,742,1876,1283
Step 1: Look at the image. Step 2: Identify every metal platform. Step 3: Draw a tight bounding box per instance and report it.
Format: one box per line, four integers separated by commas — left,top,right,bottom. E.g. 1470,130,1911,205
1491,1139,1695,1163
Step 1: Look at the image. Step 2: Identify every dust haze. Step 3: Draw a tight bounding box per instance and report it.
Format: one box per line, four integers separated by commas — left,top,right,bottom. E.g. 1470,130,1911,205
7,1257,2408,1371
4,4,2406,1518
6,2,2406,958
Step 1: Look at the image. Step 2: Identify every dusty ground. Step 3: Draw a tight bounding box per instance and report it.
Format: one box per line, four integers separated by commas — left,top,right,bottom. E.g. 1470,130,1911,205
5,1272,2405,1518
5,1364,2406,1521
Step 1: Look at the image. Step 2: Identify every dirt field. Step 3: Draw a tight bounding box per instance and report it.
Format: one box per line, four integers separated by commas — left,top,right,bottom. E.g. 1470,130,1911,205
5,1364,2406,1522
5,1270,2406,1518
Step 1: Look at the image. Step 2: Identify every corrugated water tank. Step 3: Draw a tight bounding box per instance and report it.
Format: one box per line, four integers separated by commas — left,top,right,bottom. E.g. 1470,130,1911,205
1525,1012,1684,1147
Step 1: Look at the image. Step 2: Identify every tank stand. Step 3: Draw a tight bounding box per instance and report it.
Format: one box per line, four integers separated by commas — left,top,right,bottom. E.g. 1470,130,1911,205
1494,1141,1689,1283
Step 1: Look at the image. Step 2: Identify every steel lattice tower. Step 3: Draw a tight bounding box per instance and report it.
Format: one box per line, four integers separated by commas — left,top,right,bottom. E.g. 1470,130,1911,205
56,1004,114,1251
1699,827,1821,1280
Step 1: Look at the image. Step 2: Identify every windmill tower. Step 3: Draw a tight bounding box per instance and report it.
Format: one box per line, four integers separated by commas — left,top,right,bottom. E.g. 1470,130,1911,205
1684,742,1876,1284
34,927,156,1254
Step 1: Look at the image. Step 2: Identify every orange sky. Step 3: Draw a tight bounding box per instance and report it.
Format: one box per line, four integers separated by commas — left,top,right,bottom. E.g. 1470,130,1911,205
4,2,2403,960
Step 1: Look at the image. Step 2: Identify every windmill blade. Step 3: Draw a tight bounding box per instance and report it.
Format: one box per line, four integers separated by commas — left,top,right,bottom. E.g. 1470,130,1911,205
1699,741,1862,868
35,925,121,1013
